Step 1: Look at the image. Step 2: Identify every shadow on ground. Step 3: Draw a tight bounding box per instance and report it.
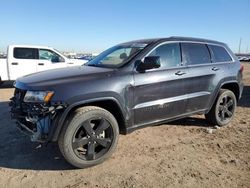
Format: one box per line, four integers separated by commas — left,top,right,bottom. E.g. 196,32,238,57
168,117,210,127
238,85,250,108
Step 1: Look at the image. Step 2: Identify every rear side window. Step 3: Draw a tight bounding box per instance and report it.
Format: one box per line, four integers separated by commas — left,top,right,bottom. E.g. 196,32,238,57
14,48,38,59
148,43,181,68
181,43,211,65
209,45,232,62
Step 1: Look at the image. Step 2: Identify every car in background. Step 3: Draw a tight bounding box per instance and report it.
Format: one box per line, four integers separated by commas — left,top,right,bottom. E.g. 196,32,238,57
78,55,94,61
236,55,250,62
0,45,88,83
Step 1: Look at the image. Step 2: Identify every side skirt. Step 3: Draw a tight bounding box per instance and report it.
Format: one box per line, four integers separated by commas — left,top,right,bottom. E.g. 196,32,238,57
126,109,207,134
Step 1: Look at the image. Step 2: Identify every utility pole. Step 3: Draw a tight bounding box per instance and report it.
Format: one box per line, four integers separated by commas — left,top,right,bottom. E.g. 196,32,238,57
238,37,242,54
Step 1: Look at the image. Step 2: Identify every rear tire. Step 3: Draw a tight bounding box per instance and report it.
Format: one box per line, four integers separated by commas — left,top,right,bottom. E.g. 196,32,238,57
58,106,119,168
205,89,237,126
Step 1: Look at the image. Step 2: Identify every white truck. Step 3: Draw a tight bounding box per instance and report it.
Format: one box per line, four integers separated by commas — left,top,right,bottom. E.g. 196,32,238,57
0,45,88,82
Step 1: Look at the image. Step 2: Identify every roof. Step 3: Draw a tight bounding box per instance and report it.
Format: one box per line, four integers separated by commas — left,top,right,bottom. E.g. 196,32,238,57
167,36,225,45
120,36,225,46
8,44,53,49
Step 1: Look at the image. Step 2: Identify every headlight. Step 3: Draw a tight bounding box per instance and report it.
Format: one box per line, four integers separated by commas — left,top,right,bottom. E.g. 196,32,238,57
23,91,54,103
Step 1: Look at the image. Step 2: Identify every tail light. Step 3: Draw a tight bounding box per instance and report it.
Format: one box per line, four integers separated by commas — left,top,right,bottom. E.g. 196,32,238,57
240,64,244,72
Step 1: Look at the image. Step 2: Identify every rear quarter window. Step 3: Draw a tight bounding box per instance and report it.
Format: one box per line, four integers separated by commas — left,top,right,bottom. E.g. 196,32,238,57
14,48,38,59
208,45,232,62
181,43,211,65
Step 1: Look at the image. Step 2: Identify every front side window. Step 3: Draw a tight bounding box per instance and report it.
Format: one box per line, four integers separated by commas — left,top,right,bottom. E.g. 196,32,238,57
86,43,147,68
148,43,181,68
39,49,64,63
181,43,211,65
14,48,38,59
209,45,232,62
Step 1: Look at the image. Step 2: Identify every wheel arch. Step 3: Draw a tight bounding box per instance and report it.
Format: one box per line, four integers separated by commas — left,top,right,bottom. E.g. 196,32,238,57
206,81,240,114
51,97,127,142
220,82,240,101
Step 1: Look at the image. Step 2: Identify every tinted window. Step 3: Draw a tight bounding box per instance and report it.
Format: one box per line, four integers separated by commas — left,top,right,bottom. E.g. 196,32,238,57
14,48,38,59
39,49,65,63
148,43,181,68
181,43,211,65
209,45,232,62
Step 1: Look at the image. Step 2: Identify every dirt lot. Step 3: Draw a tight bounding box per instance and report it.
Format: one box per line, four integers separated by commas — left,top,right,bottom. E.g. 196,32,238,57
0,63,249,188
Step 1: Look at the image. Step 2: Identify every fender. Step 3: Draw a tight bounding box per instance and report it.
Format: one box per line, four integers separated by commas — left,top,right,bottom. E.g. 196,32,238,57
50,97,126,142
206,80,240,113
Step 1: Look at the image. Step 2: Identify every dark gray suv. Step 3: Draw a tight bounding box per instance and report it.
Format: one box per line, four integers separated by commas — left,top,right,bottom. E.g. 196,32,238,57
10,37,244,168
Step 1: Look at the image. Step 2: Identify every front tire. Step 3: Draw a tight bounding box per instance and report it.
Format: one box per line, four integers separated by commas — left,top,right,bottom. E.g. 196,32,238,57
205,89,237,126
58,106,119,168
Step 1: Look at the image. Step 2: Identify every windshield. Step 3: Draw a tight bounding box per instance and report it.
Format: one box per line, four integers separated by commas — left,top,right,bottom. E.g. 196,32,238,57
86,43,148,68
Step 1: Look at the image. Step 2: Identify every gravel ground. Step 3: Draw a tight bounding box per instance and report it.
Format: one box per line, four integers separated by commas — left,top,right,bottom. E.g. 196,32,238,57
0,63,249,188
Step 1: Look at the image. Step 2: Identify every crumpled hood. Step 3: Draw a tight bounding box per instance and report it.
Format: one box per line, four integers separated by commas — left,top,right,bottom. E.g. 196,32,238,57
15,65,113,90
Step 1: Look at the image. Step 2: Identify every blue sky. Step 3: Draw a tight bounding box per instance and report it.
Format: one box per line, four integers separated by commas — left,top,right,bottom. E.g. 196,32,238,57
1,0,250,53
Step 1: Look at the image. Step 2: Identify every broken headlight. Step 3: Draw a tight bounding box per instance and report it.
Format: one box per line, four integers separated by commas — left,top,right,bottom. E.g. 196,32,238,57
23,91,54,103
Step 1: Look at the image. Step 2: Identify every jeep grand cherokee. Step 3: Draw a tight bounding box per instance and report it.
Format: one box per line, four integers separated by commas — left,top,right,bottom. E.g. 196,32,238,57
10,37,244,168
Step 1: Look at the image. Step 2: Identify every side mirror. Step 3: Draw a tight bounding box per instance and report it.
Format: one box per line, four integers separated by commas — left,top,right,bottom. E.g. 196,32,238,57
137,56,161,72
51,56,60,62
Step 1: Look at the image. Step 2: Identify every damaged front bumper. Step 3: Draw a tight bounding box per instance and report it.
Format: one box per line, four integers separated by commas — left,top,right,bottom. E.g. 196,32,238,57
9,88,66,143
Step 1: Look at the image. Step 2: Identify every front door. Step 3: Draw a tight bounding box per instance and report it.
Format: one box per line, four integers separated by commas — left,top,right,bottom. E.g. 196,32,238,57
37,49,66,72
133,42,189,126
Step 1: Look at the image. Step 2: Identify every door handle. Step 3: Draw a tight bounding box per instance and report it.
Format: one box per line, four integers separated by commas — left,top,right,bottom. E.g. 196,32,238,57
12,62,18,65
67,62,74,64
212,67,219,71
38,63,44,66
175,71,186,76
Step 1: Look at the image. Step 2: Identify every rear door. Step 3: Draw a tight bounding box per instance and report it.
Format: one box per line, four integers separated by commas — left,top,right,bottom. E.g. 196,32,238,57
181,42,216,112
206,44,234,103
133,42,190,125
37,49,67,72
9,47,38,80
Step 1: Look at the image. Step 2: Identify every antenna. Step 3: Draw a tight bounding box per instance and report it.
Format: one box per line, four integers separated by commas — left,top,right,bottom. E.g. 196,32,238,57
238,37,242,54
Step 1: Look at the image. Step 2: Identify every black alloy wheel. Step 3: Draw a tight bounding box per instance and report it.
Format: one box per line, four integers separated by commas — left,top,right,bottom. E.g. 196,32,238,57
58,106,119,168
205,89,237,126
217,94,235,122
72,118,113,161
